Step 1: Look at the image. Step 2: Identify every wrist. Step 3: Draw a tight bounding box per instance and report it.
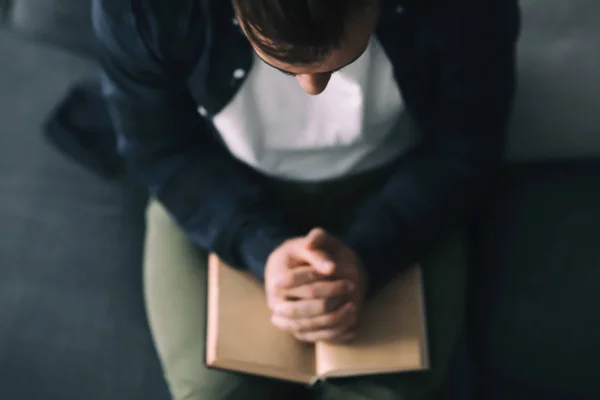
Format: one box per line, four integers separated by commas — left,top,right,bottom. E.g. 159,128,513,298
236,223,297,280
343,237,394,298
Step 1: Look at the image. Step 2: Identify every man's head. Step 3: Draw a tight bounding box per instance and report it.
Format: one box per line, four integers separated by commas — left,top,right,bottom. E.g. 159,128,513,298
232,0,381,95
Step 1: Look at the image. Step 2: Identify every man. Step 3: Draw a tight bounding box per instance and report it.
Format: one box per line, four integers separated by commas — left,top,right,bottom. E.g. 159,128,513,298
93,0,519,398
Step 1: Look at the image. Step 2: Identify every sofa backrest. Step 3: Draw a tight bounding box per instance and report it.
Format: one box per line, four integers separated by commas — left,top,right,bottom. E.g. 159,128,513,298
5,0,95,55
6,0,599,161
508,0,600,161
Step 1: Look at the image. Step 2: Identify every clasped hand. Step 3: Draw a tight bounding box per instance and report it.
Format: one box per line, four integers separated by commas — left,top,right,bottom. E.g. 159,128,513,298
264,228,367,343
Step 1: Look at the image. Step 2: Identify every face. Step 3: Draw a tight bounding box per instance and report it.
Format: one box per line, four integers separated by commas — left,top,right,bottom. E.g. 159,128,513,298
239,5,380,95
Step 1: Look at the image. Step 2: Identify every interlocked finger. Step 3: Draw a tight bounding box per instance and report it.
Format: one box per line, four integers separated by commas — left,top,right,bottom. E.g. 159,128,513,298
271,302,356,336
272,266,320,295
284,279,354,300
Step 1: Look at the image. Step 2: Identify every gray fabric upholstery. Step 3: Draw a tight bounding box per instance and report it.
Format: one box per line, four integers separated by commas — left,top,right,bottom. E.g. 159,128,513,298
508,0,600,160
0,31,168,399
0,0,11,22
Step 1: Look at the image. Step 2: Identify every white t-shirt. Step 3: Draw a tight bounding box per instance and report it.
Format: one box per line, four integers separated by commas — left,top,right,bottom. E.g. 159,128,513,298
212,37,419,181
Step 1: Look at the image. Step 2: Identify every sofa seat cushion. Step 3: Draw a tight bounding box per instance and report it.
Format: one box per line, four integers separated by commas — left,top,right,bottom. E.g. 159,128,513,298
473,160,600,398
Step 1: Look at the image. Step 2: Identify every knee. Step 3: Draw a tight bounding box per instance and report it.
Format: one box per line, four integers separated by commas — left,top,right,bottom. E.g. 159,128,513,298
167,373,284,400
169,381,237,400
174,386,280,400
146,199,169,222
321,370,445,400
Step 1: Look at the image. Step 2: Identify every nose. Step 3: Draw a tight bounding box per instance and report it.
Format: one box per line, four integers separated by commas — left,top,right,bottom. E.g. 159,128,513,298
296,73,332,95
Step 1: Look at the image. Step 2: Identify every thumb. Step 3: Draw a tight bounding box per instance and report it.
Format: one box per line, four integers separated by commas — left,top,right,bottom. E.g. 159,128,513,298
304,228,336,275
306,228,343,252
305,228,329,249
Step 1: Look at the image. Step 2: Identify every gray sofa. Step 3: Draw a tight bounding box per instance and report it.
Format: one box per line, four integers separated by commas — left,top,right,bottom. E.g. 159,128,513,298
0,1,598,399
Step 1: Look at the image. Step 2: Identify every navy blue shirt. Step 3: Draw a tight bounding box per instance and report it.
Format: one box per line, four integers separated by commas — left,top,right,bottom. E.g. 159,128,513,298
92,0,519,290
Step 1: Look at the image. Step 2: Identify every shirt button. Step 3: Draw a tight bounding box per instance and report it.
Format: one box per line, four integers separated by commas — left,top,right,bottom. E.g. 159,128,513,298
233,69,246,79
395,5,404,13
197,106,208,117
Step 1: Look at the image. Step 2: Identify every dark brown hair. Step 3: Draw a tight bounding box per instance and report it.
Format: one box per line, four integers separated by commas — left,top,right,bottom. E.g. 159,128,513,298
232,0,368,65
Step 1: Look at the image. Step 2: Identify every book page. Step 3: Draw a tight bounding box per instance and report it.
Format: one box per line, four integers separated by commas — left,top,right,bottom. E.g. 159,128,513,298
206,255,315,383
315,265,429,378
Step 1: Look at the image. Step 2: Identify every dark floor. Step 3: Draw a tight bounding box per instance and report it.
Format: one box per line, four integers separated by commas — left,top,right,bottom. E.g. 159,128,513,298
0,24,169,400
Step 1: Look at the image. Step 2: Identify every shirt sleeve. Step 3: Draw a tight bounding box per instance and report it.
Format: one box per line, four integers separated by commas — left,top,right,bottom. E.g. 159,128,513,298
342,0,521,292
92,0,298,279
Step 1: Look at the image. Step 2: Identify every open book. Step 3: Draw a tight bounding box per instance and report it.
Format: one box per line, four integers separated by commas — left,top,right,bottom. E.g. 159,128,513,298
206,255,429,385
